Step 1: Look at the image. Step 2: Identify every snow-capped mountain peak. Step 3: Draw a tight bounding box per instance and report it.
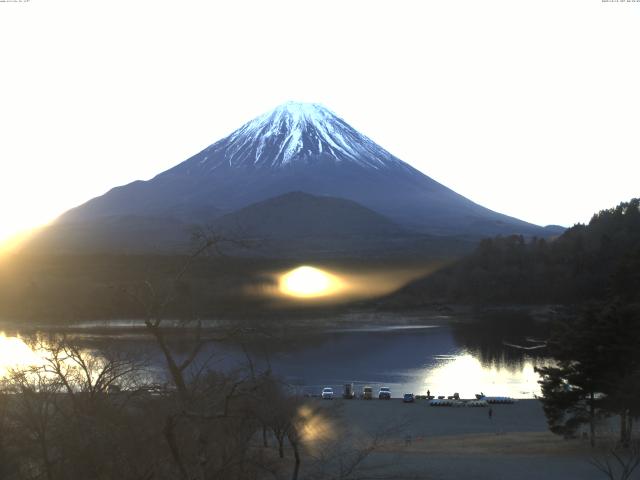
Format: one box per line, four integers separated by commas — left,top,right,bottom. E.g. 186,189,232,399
263,101,331,126
191,101,410,171
49,101,557,251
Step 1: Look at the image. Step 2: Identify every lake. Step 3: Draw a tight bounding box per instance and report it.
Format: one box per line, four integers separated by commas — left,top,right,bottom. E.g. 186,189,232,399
0,311,551,399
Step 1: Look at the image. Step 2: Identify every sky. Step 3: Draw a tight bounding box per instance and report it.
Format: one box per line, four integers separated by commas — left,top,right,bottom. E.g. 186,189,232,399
1,0,639,247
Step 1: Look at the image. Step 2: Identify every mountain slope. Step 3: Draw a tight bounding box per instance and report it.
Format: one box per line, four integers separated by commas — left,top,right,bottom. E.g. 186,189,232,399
28,102,563,255
213,191,404,238
28,191,477,258
26,215,192,254
58,102,553,237
209,191,436,257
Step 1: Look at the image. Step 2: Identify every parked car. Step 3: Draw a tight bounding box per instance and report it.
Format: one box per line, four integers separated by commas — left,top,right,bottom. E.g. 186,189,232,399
321,387,334,400
362,386,373,400
378,387,391,399
403,393,415,403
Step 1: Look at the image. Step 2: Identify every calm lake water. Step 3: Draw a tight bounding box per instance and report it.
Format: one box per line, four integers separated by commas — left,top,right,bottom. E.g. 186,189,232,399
0,312,551,399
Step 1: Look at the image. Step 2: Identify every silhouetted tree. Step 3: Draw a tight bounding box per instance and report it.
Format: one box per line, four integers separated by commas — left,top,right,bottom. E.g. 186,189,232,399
537,302,640,447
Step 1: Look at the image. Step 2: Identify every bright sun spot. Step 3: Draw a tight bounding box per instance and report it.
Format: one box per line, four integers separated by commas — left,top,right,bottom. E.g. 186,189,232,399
0,334,43,376
279,266,343,298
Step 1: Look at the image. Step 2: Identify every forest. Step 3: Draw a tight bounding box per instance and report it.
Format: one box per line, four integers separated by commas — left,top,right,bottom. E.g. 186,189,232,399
388,198,640,306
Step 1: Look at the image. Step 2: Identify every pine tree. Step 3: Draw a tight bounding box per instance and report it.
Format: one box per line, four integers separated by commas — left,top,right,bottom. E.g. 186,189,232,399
595,303,640,447
537,303,640,446
536,312,607,446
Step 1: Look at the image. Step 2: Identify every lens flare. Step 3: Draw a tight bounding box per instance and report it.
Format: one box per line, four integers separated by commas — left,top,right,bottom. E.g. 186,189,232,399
297,405,332,445
279,266,343,298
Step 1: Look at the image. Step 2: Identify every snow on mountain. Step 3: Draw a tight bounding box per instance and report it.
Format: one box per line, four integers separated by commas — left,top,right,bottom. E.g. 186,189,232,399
44,101,560,255
177,101,414,173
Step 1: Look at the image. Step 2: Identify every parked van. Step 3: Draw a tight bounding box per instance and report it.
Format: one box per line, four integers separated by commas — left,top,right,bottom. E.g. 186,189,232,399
362,386,373,400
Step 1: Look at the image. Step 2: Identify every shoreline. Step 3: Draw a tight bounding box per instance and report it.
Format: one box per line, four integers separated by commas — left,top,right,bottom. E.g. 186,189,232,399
0,302,560,332
310,398,629,480
0,308,457,335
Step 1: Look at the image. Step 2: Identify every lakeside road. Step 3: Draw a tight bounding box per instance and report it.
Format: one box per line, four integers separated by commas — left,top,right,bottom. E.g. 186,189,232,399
308,399,616,480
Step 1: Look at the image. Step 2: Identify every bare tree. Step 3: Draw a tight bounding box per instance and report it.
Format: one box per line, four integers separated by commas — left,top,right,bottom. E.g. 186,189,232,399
125,229,247,403
34,335,144,411
117,231,274,480
1,333,171,480
3,366,62,480
0,387,13,478
590,443,640,480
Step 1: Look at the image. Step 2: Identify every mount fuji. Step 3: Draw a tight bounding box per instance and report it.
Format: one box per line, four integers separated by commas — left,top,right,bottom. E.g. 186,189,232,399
32,102,562,255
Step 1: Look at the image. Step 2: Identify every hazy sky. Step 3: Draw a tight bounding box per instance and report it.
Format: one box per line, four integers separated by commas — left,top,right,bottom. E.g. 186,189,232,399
1,0,638,245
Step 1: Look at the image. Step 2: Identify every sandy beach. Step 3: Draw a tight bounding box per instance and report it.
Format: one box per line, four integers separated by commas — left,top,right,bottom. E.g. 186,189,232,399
308,398,627,480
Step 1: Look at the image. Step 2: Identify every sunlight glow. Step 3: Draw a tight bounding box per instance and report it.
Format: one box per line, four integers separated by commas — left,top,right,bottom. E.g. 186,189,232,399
0,333,43,376
253,264,438,304
0,225,43,255
278,266,344,298
422,353,546,399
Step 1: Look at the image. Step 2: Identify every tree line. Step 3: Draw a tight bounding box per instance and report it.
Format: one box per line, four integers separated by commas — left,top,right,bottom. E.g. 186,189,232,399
391,198,640,306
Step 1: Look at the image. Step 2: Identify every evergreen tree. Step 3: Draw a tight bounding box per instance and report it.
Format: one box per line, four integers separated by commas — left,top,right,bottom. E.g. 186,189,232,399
536,308,608,446
595,303,640,447
537,303,640,446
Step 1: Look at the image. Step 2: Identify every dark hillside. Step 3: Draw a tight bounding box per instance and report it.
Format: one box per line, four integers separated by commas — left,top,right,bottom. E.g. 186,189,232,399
384,198,640,306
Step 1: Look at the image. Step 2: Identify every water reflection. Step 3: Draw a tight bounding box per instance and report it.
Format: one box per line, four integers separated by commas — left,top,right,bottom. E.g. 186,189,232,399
0,333,45,375
421,352,548,399
235,321,552,399
0,314,552,399
450,311,550,367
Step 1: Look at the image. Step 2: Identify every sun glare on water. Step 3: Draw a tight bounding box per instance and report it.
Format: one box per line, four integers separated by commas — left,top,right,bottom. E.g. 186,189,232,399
279,266,344,298
0,334,43,376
